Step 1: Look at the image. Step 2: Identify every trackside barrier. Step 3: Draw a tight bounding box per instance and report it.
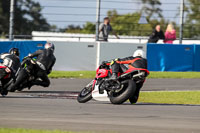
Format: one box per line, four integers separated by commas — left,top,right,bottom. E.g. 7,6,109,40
0,41,146,71
0,41,46,61
52,41,97,71
53,42,146,71
147,44,200,71
97,42,147,67
2,41,200,71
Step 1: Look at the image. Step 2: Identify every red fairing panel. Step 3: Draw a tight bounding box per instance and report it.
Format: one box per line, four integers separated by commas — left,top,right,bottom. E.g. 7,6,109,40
96,69,109,78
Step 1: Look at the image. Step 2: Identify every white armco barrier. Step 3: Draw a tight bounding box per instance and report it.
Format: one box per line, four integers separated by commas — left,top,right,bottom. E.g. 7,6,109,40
52,41,146,71
97,42,147,68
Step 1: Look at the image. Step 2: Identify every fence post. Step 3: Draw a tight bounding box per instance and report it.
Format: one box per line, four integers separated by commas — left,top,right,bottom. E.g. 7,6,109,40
179,0,184,44
96,42,100,69
9,0,15,41
95,0,101,41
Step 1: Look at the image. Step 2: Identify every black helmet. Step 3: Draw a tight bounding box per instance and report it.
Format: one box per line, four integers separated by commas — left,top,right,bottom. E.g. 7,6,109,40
45,42,55,51
9,48,20,56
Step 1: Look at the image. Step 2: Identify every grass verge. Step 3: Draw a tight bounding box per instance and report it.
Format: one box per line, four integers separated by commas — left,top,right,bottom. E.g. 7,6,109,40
0,128,89,133
49,71,95,79
138,91,200,105
148,72,200,79
49,71,200,79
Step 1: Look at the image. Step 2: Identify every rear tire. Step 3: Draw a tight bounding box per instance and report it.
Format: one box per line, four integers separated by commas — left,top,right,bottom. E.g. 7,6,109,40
110,80,136,104
77,85,92,103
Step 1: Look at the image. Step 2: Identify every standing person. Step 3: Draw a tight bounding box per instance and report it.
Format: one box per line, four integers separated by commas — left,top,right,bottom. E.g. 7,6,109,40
148,25,165,43
99,17,119,41
164,23,176,44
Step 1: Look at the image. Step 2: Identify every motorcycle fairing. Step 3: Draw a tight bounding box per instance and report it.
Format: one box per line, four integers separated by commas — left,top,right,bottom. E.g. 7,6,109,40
91,66,149,102
92,84,110,102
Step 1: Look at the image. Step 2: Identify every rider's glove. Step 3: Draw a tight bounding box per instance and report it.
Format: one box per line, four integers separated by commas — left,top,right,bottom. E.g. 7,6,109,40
23,56,27,61
110,60,115,66
110,58,119,66
23,56,29,61
23,54,33,61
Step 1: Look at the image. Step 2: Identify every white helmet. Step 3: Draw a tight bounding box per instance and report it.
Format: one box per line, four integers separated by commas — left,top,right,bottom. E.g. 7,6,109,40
45,42,55,51
133,49,144,58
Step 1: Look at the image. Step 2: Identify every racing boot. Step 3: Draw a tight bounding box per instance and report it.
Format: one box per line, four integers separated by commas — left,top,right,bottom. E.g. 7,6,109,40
99,86,105,94
109,72,118,80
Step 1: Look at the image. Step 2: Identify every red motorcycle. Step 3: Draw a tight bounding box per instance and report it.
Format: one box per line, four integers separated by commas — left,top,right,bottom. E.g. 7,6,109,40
77,63,149,104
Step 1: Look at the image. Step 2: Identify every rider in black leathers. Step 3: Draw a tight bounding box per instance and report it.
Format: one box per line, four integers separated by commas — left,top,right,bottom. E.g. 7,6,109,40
27,42,56,87
8,43,56,91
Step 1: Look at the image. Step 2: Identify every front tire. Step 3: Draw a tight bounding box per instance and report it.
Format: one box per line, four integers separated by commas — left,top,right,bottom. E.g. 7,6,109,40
129,82,144,104
77,84,93,103
1,89,8,96
109,80,136,104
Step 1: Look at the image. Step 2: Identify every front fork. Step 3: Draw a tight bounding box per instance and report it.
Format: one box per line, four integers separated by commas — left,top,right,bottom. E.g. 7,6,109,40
91,79,96,91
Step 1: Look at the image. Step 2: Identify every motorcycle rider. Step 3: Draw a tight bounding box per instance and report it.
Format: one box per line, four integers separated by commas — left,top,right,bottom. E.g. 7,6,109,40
103,49,147,80
0,48,21,81
8,42,56,91
0,48,21,95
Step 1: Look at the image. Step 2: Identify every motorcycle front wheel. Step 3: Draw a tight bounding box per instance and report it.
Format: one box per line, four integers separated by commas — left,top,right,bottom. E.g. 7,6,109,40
129,82,144,104
109,80,136,104
77,83,93,103
0,89,8,96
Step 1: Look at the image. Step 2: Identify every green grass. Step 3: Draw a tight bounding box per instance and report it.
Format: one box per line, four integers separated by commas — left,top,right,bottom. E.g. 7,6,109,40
49,71,95,79
138,91,200,105
148,72,200,79
49,71,200,79
0,128,91,133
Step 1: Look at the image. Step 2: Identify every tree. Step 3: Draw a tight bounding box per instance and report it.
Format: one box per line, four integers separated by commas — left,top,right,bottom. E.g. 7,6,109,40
183,0,200,38
107,10,158,36
64,22,95,34
82,22,95,34
0,1,10,36
0,0,50,37
140,0,163,20
63,10,171,37
65,25,82,33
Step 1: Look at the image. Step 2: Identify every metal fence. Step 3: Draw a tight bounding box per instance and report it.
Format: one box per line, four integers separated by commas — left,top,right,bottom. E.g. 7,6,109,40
8,0,200,42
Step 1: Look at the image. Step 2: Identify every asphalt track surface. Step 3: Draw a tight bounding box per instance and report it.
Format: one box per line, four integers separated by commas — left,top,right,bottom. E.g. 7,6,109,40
0,78,200,133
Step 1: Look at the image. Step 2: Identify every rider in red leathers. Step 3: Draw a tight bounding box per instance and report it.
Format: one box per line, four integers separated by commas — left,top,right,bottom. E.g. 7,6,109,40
103,49,147,80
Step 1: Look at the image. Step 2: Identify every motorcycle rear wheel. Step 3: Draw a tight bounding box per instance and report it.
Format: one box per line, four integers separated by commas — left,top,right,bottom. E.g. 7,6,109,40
109,80,136,104
77,84,92,103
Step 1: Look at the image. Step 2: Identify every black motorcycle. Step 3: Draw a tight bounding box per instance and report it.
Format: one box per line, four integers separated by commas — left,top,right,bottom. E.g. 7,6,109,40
9,57,39,92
